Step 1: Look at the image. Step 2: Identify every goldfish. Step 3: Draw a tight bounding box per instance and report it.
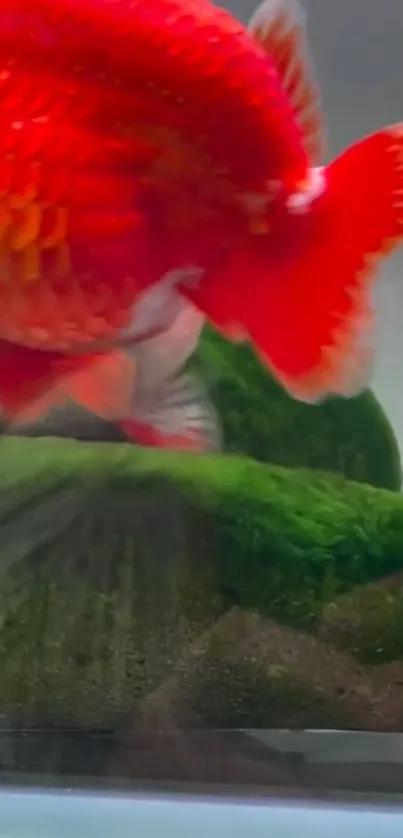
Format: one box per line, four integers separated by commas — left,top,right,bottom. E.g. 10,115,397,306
0,0,400,434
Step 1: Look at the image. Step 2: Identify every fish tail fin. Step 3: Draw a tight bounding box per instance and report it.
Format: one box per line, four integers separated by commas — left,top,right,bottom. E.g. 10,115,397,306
22,351,222,454
119,299,220,452
181,125,403,402
0,342,103,428
11,297,220,452
6,346,136,431
119,369,221,452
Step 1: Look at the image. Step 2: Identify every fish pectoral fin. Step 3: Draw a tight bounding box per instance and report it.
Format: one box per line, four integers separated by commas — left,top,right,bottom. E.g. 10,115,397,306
248,0,327,165
119,371,222,453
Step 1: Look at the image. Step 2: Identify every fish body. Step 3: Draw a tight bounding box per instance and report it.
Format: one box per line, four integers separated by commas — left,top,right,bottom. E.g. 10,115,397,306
0,0,400,435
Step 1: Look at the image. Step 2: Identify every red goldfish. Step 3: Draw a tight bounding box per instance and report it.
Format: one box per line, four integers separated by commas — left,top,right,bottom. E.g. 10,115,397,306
0,0,400,437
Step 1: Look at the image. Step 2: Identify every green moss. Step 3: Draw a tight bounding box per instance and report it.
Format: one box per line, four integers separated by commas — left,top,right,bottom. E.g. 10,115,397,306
196,328,402,491
0,437,402,724
1,437,403,621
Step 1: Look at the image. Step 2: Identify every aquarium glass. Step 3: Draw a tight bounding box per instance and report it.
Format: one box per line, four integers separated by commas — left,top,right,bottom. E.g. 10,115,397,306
1,0,403,804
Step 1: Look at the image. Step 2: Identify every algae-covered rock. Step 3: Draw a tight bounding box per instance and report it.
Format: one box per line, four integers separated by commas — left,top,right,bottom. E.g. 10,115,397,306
196,328,402,491
141,608,377,730
0,437,403,729
320,573,403,665
0,438,403,727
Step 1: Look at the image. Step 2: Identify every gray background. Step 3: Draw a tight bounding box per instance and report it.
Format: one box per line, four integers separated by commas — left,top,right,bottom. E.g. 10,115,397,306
223,0,403,456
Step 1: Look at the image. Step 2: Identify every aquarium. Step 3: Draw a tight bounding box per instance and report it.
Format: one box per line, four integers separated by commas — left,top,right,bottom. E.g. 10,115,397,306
1,0,403,829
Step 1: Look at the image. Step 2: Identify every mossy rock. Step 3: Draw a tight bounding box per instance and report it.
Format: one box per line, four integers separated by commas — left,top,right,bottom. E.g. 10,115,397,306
196,328,402,491
320,573,403,665
156,608,375,731
0,438,402,728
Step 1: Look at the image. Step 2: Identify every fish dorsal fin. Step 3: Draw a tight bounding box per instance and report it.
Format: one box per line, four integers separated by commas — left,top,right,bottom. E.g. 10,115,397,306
248,0,326,164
